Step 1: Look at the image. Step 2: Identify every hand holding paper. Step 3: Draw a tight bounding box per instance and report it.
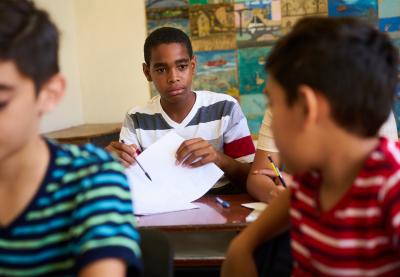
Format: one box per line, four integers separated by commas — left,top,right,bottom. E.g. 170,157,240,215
126,131,224,215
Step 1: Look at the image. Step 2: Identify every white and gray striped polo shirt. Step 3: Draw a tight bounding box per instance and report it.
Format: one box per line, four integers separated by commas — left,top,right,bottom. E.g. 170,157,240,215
120,90,255,187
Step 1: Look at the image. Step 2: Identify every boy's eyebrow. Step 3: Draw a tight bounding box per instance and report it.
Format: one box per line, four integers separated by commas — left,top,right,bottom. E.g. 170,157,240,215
152,59,190,68
175,58,190,64
0,83,15,92
152,62,167,68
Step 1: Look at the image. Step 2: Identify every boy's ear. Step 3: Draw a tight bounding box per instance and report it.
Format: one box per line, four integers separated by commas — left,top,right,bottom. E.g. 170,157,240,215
190,55,197,74
142,63,152,82
297,85,319,127
37,74,66,116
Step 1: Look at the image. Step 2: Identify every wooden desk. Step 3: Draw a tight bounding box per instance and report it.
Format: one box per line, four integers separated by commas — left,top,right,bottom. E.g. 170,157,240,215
138,194,254,267
44,123,121,147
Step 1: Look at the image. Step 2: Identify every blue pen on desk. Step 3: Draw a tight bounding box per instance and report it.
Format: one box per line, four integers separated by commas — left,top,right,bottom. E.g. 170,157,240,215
215,196,230,208
121,140,152,182
268,155,286,188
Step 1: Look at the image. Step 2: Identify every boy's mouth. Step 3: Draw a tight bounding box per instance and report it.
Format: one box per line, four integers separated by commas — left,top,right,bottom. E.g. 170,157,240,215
166,87,185,96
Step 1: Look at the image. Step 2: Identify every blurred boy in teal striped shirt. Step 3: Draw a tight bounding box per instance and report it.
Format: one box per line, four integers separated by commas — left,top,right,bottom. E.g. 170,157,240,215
0,1,141,276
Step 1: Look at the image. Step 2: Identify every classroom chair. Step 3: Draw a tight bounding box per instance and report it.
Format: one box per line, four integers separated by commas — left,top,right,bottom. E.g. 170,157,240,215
128,229,174,277
254,231,292,276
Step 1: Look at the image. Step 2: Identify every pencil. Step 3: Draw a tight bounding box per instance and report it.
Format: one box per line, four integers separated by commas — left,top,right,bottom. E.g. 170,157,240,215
267,155,286,188
121,139,152,182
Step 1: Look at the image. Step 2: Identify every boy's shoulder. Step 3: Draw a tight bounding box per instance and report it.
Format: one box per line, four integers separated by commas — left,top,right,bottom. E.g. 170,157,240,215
365,138,400,186
46,140,129,200
366,138,400,173
50,140,124,173
195,90,238,105
294,138,400,193
194,91,242,116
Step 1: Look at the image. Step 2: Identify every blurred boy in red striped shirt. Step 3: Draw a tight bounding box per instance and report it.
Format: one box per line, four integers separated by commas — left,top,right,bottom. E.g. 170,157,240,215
222,17,400,277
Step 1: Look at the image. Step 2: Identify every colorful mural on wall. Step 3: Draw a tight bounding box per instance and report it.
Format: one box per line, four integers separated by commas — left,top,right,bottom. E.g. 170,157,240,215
146,0,188,8
145,0,400,136
147,7,189,34
193,49,239,98
235,1,282,47
190,3,237,51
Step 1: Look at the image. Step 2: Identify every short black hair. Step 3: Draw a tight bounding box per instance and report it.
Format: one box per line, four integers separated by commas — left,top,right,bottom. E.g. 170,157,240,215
0,0,59,94
266,17,399,137
144,27,193,65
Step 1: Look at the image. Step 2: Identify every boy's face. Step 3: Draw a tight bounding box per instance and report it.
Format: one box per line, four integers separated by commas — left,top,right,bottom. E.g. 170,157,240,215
266,75,314,173
143,43,196,103
0,60,64,162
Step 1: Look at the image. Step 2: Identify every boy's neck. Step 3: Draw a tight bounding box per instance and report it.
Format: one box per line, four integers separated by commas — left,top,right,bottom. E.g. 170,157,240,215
0,136,49,226
160,90,196,123
317,129,379,211
320,133,378,188
0,136,49,188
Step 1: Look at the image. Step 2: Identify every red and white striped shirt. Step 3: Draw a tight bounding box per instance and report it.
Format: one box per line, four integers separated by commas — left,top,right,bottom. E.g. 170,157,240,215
290,138,400,276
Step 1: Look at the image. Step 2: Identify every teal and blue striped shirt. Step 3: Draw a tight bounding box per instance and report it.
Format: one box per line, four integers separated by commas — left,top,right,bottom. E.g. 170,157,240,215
0,140,142,276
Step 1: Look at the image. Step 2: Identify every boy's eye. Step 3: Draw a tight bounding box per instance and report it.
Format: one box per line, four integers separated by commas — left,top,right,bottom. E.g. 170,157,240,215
0,101,9,110
155,68,166,73
177,64,188,70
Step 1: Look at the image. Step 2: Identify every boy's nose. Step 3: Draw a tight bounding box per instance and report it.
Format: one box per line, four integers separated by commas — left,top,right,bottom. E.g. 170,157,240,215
168,69,180,83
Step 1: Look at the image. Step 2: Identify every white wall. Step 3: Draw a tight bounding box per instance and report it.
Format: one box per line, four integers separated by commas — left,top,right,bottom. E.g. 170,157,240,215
74,0,149,124
38,0,149,132
36,0,84,133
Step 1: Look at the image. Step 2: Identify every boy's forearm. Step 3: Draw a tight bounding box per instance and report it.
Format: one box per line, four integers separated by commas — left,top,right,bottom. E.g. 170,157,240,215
217,153,251,187
247,173,277,203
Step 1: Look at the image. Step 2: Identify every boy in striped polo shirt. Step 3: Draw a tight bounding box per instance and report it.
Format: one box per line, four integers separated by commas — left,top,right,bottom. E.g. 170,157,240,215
0,1,141,276
107,27,255,192
222,17,400,276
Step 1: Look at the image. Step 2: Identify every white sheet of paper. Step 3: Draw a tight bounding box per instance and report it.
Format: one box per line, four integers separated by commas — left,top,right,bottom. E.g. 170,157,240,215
241,202,268,222
126,131,224,215
135,202,199,216
241,202,268,211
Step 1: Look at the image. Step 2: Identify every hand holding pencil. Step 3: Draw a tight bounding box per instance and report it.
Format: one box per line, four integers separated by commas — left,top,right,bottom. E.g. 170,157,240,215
252,155,291,188
119,140,152,181
105,140,139,167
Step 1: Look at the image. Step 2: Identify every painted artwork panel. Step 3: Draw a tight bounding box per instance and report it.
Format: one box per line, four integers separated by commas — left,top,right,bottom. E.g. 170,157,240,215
235,1,283,48
190,3,236,50
190,4,235,36
146,0,188,8
147,7,189,34
379,17,400,33
193,50,239,98
240,94,267,135
192,33,236,51
280,15,305,35
238,46,272,95
378,0,400,19
281,0,328,17
280,0,328,35
328,0,377,18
